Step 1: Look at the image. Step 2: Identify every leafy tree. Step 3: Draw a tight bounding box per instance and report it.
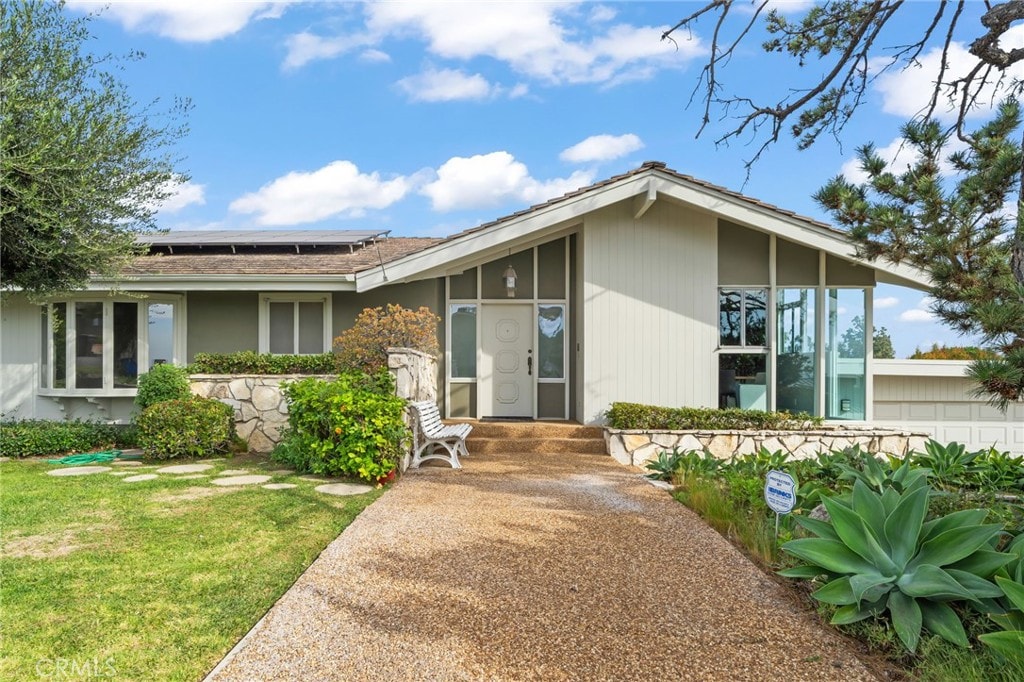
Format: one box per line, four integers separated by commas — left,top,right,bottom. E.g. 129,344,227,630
816,100,1023,408
333,304,441,373
0,1,189,296
662,1,1024,169
909,344,999,361
838,315,895,359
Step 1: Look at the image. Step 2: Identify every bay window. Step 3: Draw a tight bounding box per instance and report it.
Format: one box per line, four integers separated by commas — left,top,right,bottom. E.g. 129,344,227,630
39,297,183,394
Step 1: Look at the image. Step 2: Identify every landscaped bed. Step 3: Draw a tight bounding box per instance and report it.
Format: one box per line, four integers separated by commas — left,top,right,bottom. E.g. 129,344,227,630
650,441,1024,681
0,453,382,681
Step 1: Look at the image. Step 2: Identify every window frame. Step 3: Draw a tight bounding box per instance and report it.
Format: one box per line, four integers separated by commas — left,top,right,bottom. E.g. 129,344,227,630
258,293,333,355
38,295,185,397
718,287,769,349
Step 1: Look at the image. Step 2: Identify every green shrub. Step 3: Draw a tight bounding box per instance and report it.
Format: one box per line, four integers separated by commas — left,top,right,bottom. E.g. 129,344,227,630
274,371,407,482
136,397,234,460
135,364,191,411
779,479,1009,653
0,420,137,457
605,402,822,431
189,351,336,375
333,304,440,373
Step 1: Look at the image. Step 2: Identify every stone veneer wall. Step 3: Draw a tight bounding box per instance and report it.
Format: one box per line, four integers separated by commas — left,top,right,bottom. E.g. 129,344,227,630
190,349,440,455
606,427,932,468
190,375,333,453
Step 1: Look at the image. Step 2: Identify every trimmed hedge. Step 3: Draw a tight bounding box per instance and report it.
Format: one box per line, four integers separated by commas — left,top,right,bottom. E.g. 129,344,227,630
135,363,191,411
0,420,139,458
189,351,337,375
605,402,823,431
136,397,235,460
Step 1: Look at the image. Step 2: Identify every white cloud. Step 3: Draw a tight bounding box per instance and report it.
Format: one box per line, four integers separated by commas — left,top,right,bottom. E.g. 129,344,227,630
874,296,899,309
229,161,411,226
899,297,936,322
589,5,617,23
397,68,495,102
872,24,1024,121
841,137,919,184
156,179,205,214
359,49,391,63
286,3,702,83
420,152,593,212
560,133,644,163
283,32,374,70
71,1,286,42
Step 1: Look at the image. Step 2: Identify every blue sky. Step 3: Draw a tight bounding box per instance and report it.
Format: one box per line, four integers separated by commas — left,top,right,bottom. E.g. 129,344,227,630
68,1,1024,357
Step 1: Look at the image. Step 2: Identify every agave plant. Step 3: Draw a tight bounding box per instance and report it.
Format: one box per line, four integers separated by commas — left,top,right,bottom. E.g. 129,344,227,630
910,440,979,490
644,448,685,482
836,451,930,495
980,534,1024,661
971,447,1024,493
779,478,1011,653
730,447,789,478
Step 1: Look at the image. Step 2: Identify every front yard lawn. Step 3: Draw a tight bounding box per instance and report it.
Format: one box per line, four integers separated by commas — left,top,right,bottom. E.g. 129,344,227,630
0,455,381,681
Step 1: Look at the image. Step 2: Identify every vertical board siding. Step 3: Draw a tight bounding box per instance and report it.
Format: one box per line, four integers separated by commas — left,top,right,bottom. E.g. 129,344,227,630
0,295,40,419
582,200,716,423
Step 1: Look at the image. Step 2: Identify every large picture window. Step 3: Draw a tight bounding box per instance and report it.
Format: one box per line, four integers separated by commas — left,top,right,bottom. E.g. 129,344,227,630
259,294,332,355
40,297,182,394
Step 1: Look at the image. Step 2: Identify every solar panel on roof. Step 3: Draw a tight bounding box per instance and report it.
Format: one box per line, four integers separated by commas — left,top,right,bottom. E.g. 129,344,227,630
140,229,389,246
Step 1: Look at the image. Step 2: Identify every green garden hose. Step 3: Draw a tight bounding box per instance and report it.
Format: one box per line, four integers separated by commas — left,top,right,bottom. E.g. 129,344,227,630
47,450,143,465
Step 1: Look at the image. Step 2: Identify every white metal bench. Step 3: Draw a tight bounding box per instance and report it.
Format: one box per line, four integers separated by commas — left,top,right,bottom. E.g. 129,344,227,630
409,400,472,469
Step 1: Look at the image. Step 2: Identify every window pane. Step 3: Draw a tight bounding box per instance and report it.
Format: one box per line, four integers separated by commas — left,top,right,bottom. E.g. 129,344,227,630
53,303,66,389
776,289,816,414
298,301,324,354
75,302,104,389
269,302,294,354
538,304,564,379
40,307,49,389
114,302,138,388
537,239,566,299
826,289,866,420
450,304,476,378
719,290,742,346
148,303,175,368
719,354,767,410
745,289,767,346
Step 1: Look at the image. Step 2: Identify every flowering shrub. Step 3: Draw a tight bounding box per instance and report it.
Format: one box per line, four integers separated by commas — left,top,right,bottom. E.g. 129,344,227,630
136,397,234,459
274,371,408,482
909,344,999,360
333,304,440,373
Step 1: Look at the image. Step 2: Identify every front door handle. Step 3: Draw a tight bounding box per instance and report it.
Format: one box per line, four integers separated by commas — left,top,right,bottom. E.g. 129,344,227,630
527,355,533,376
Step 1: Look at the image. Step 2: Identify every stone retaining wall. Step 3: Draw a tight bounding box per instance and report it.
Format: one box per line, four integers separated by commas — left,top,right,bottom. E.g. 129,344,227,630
606,427,932,468
190,375,333,453
190,350,440,454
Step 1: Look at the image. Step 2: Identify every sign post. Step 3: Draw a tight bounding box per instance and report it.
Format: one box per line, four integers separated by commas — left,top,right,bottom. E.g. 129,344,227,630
764,470,797,537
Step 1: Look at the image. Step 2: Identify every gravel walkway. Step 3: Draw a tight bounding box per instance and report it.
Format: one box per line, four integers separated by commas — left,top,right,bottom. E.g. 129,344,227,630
206,451,878,682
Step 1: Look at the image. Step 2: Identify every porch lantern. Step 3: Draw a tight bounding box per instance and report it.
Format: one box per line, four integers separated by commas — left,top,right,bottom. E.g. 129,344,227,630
503,264,518,297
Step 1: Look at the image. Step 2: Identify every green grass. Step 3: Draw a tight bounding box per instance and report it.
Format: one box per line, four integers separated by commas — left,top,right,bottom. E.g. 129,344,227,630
0,456,382,681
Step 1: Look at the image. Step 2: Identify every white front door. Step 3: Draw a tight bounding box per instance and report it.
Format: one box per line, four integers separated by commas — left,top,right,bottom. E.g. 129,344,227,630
480,304,534,418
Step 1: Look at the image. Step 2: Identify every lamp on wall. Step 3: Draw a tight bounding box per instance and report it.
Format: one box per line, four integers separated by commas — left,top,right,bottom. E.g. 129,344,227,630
503,264,518,297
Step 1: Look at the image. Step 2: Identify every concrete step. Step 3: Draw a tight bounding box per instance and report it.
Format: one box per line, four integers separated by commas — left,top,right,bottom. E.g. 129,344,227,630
466,437,607,455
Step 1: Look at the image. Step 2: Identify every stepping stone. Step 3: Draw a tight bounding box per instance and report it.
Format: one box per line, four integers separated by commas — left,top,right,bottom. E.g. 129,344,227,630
108,471,131,477
0,457,11,463
47,466,111,477
124,474,159,483
211,475,271,487
178,474,209,480
269,469,295,475
219,469,249,476
299,476,331,482
156,464,214,474
315,483,373,496
119,448,145,457
111,460,144,467
263,483,297,490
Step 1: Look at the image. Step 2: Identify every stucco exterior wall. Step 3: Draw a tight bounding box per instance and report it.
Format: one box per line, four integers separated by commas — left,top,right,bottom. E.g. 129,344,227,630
187,292,259,362
581,199,718,424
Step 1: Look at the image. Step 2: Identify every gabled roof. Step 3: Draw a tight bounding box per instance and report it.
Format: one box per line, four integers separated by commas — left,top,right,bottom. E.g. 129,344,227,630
353,161,931,291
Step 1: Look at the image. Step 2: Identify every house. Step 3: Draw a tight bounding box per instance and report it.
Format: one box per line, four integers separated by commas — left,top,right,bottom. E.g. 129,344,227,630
2,161,1020,451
